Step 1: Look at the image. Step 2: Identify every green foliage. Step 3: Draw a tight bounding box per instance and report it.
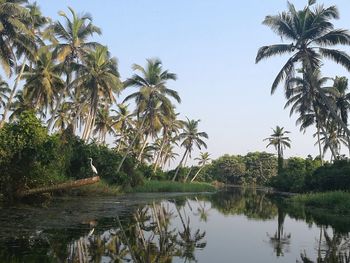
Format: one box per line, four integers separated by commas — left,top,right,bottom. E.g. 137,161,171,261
305,160,350,192
201,152,277,185
0,111,66,201
268,156,322,192
290,191,350,215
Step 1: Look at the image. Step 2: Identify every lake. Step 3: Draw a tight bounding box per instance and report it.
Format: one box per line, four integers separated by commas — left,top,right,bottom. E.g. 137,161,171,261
0,187,349,262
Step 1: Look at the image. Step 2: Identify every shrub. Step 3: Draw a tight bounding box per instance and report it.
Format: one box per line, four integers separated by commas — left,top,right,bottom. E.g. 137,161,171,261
305,160,350,192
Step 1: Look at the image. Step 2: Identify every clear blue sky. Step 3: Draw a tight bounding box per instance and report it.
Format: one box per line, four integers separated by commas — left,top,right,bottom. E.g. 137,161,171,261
34,0,350,164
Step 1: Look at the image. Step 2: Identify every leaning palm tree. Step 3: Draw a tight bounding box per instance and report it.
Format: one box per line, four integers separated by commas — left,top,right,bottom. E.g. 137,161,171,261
264,126,291,173
190,152,211,183
72,46,122,141
256,0,350,138
117,58,180,172
112,104,135,152
172,118,208,181
47,7,102,130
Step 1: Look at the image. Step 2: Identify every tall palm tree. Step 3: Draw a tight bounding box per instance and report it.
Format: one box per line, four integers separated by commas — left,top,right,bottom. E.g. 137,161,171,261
256,0,350,137
47,7,102,130
22,47,64,114
117,58,180,172
0,77,10,109
264,126,291,173
153,111,183,172
8,90,35,121
0,0,39,127
72,46,122,141
52,102,71,132
191,152,211,183
172,118,208,181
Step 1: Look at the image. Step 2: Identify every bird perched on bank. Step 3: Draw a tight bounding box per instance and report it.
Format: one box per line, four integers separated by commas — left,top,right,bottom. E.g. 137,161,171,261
88,158,98,175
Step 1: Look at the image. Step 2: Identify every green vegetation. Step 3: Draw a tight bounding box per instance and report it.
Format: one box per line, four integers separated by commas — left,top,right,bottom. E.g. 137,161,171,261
289,191,350,215
131,180,216,193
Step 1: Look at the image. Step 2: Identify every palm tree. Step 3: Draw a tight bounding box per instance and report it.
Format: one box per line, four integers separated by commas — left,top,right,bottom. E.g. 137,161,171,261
256,0,350,138
72,46,122,141
172,118,208,181
47,7,102,130
52,102,71,132
332,76,350,156
153,112,183,172
264,126,291,173
112,104,135,152
285,69,330,164
117,58,180,172
22,47,64,114
0,77,10,109
8,90,35,121
191,152,211,183
0,0,39,127
93,108,117,144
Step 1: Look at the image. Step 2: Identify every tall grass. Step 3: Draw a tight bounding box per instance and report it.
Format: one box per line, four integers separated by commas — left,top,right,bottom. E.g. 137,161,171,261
131,180,216,193
290,191,350,214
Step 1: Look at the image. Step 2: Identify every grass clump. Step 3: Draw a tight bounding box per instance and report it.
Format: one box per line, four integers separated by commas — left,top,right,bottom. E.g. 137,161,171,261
131,180,216,193
290,191,350,214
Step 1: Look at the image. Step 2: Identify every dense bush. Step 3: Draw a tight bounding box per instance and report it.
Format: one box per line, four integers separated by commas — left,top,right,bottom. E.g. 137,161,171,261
200,152,277,185
304,160,350,192
0,111,148,202
268,156,322,192
0,112,66,201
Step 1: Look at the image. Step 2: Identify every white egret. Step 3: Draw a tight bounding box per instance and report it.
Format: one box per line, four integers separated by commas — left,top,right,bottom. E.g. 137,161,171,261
88,158,98,175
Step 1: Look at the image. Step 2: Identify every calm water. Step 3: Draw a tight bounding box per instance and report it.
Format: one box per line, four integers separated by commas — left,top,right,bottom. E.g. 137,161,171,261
0,188,350,263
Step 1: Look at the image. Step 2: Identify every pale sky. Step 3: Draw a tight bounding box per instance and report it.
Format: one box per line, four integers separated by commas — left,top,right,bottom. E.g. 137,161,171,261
11,1,350,165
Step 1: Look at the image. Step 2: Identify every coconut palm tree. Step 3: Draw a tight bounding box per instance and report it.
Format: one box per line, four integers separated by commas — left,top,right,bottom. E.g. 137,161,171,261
52,102,71,132
191,152,211,183
256,0,350,138
0,77,10,109
22,47,64,114
47,7,102,130
72,46,122,141
332,76,350,156
285,69,331,163
93,108,117,144
0,0,40,127
264,126,291,173
112,104,135,152
117,58,180,172
172,118,208,181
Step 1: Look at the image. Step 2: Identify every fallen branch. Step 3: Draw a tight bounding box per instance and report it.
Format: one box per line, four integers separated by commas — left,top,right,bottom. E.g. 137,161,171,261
16,176,100,198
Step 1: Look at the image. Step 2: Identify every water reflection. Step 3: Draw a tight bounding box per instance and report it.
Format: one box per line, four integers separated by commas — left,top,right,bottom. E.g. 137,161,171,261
0,188,350,262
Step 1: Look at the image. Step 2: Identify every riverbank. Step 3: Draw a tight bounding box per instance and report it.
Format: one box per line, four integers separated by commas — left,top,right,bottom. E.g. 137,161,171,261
289,191,350,215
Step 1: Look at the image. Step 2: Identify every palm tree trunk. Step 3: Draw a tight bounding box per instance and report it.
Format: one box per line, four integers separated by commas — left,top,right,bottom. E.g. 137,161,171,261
137,133,149,162
153,137,167,172
172,148,188,181
82,112,92,141
316,124,324,165
184,166,193,182
47,74,70,131
191,166,204,183
320,125,338,160
0,58,27,128
116,118,146,173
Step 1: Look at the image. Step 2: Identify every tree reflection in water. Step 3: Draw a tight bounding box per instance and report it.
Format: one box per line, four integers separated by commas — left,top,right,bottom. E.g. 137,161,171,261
267,206,291,257
33,201,207,263
298,228,350,263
